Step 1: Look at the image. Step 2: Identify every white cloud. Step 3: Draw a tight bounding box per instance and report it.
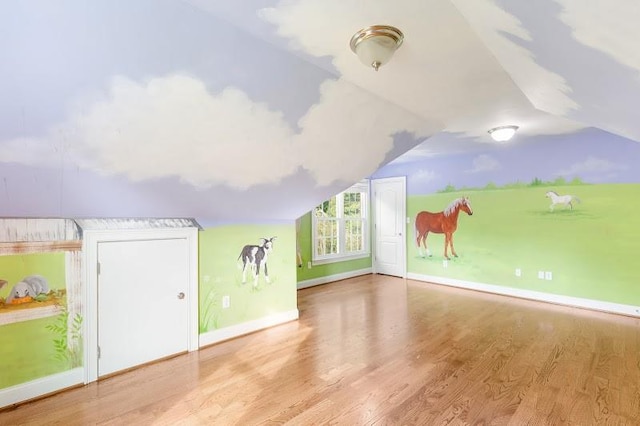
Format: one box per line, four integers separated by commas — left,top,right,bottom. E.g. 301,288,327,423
0,74,434,189
1,75,298,189
451,0,579,116
413,168,437,182
262,0,522,128
556,0,640,74
295,78,435,186
558,156,627,177
467,154,500,173
260,1,350,59
262,0,583,139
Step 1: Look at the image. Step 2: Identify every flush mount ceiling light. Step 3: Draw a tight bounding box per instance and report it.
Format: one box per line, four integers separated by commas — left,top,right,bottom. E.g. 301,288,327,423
488,125,519,142
350,25,404,71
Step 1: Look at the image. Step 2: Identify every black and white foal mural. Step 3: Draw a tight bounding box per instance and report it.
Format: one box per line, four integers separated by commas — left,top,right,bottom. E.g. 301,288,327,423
238,237,276,287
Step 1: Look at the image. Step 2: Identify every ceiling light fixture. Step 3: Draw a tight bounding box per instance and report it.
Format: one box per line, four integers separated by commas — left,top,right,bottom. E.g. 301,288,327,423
488,125,519,142
350,25,404,71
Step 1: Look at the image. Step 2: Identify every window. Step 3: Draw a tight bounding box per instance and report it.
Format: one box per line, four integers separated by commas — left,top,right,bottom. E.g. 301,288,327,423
312,180,370,264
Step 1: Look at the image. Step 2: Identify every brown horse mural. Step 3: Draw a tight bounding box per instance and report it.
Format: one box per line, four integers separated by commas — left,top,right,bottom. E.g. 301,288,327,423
415,197,473,260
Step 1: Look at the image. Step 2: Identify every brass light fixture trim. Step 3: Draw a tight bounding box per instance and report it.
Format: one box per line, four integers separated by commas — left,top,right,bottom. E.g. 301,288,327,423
350,25,404,71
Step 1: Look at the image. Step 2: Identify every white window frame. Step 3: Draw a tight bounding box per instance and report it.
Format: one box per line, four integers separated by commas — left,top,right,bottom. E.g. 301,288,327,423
311,180,370,265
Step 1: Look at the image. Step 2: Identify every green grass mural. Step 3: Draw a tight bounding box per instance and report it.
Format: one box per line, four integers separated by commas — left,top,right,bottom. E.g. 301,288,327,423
199,224,297,333
407,184,640,306
0,317,73,388
0,252,72,389
45,306,83,369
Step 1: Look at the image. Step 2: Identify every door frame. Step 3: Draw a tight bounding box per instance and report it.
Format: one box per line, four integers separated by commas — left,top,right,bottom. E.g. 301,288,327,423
83,228,199,383
372,176,407,278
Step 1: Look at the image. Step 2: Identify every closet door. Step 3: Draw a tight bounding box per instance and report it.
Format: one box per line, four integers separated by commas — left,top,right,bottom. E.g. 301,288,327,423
97,238,189,377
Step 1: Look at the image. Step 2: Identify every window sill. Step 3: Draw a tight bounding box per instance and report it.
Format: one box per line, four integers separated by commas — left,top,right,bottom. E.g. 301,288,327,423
312,252,370,266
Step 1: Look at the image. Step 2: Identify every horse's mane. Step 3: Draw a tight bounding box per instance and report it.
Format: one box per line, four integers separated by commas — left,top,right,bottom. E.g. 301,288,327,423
547,190,559,196
444,198,466,217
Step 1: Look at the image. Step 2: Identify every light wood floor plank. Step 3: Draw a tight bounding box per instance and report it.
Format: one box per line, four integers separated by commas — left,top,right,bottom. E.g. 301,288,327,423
3,274,640,425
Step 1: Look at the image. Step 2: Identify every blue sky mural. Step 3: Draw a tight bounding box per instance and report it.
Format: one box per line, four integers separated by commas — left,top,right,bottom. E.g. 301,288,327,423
373,129,640,195
1,0,639,223
452,0,640,141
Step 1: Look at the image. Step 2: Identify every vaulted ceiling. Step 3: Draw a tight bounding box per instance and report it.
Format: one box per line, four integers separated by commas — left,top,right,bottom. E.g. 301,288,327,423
1,0,638,224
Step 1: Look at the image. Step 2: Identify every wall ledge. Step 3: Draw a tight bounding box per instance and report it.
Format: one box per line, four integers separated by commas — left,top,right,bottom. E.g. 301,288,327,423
0,368,83,409
407,273,640,318
199,309,299,348
297,268,372,290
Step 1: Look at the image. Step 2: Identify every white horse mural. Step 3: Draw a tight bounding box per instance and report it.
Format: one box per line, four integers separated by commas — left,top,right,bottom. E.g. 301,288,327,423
545,191,581,211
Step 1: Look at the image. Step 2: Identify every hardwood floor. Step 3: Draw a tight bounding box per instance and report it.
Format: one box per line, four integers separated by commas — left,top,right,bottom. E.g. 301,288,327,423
3,274,640,425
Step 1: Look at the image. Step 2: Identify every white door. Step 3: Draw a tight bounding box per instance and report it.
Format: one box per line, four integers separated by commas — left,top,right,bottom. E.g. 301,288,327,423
97,238,189,377
373,177,406,277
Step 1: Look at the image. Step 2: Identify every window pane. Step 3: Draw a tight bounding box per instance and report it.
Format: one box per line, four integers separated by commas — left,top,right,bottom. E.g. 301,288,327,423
312,180,369,262
343,192,362,218
315,218,338,256
315,198,337,218
345,219,364,252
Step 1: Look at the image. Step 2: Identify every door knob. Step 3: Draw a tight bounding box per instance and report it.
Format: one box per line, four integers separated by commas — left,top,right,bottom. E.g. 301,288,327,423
177,292,185,299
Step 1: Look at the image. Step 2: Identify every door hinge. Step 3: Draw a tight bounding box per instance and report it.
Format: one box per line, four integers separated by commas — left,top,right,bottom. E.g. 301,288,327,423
97,345,101,359
97,262,101,276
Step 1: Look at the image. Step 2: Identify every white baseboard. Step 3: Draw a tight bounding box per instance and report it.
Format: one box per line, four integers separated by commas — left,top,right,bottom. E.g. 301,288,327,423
407,273,640,318
0,367,83,409
199,309,299,348
297,268,372,290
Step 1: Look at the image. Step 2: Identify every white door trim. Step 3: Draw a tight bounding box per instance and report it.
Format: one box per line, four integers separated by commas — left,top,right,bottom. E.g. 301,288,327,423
372,176,407,278
83,228,199,383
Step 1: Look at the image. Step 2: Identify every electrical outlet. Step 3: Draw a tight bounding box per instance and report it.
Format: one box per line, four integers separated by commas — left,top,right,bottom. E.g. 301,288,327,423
222,295,230,309
443,260,448,268
515,268,521,277
307,261,312,269
406,217,411,224
538,271,545,279
545,271,553,281
203,275,210,283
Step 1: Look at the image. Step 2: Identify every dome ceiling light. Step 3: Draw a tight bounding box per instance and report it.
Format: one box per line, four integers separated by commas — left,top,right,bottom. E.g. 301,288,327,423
350,25,404,71
488,125,519,142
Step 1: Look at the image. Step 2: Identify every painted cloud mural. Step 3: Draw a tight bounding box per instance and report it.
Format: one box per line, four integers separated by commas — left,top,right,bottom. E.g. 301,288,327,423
451,0,580,116
453,0,640,142
1,0,639,223
0,0,436,222
1,73,432,190
556,0,640,74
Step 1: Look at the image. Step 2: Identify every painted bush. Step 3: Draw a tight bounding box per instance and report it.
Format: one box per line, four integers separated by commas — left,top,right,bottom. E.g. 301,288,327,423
199,224,297,333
